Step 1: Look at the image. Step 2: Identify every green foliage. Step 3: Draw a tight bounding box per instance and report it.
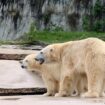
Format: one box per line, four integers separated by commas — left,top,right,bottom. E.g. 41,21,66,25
21,20,105,44
1,31,104,45
43,25,64,32
83,0,105,32
52,26,64,32
24,22,37,41
23,30,105,43
43,13,51,26
83,16,90,31
93,0,102,17
93,20,105,32
30,22,36,33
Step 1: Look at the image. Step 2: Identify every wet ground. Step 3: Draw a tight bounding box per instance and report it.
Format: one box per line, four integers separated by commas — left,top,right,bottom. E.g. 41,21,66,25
0,95,105,105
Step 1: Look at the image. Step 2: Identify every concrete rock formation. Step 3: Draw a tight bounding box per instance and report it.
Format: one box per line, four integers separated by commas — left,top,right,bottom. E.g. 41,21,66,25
0,0,105,40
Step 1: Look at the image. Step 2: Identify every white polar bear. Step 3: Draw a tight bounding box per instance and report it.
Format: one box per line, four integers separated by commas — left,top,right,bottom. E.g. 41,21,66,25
35,38,105,98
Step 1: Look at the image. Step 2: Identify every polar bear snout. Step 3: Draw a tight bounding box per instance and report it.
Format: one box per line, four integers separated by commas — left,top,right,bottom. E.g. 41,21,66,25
20,63,27,69
19,60,27,69
35,57,45,65
21,65,26,69
35,53,45,64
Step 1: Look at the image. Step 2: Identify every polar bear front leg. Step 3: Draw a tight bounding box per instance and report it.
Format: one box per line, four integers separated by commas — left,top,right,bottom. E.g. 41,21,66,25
55,77,71,97
55,60,75,97
42,74,58,96
55,72,73,97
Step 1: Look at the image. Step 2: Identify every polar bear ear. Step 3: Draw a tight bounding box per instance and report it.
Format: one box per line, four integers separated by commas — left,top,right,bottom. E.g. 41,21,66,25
40,52,43,54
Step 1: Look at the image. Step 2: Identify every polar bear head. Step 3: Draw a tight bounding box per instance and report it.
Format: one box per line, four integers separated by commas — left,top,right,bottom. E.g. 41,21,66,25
20,54,41,72
35,43,62,64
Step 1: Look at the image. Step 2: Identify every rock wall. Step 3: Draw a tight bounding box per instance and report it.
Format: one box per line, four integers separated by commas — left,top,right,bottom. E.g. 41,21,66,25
0,0,104,40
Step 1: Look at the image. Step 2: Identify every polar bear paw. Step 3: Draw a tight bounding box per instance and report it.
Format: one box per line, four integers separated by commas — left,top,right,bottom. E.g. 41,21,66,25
100,92,105,97
81,92,99,98
43,92,55,96
55,92,69,97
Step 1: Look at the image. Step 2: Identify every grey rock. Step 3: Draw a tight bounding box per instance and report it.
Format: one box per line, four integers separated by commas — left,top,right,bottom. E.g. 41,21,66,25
0,0,104,40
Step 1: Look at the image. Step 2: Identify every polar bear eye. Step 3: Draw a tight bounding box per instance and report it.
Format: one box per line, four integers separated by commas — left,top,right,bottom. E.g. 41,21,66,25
50,49,53,52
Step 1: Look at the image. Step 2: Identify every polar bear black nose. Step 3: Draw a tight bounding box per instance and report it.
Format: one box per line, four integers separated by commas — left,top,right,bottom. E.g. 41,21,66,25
21,65,25,68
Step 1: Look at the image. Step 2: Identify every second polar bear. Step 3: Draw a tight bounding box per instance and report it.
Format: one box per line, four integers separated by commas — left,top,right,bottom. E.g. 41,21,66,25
20,54,87,96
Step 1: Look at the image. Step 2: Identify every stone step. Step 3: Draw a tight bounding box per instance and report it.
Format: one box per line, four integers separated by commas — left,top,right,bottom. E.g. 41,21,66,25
0,48,38,60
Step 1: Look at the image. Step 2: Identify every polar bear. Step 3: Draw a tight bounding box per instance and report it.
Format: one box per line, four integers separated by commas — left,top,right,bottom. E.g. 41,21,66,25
35,38,105,98
20,53,60,96
20,54,87,96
